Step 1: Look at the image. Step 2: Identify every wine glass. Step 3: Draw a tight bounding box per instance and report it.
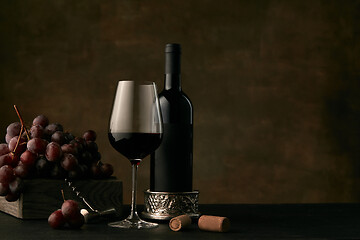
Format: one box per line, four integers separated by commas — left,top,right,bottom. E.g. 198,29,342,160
108,80,163,229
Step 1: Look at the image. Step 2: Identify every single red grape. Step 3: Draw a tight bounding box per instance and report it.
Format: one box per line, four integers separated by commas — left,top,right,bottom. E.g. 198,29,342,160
67,212,85,229
14,163,31,178
61,144,78,156
9,177,24,194
0,165,15,185
33,115,49,128
0,154,12,167
100,163,114,178
69,140,84,154
61,200,80,220
6,122,21,138
5,134,12,144
0,144,10,156
61,154,78,171
30,124,44,138
35,156,52,177
45,123,63,136
27,138,47,154
48,209,66,229
83,130,97,142
51,131,65,145
91,163,102,179
46,142,63,162
20,150,37,166
64,132,75,143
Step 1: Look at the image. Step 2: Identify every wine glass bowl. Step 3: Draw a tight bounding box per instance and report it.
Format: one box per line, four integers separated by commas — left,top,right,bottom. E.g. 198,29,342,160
108,80,163,229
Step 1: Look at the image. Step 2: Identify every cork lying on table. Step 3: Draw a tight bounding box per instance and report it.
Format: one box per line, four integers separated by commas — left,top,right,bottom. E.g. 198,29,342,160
169,214,192,231
198,215,231,232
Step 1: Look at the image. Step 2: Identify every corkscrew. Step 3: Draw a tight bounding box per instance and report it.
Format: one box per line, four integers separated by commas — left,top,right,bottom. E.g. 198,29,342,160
65,179,117,223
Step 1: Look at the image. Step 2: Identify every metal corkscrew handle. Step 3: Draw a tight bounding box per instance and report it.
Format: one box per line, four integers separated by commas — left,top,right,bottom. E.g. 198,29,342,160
65,179,117,222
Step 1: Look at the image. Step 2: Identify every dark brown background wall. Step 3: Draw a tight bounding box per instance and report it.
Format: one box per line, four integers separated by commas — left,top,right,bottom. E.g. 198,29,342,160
1,0,360,204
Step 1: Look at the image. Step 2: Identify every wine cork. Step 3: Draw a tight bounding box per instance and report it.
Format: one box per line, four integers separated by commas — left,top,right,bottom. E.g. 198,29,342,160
169,214,192,231
198,215,230,232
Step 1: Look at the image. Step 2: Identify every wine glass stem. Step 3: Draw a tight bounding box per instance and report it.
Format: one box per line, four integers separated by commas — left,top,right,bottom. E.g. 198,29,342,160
129,161,139,220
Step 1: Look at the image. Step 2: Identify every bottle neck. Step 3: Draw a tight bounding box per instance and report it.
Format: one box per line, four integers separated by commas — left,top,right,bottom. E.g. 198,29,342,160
164,44,181,91
164,74,181,91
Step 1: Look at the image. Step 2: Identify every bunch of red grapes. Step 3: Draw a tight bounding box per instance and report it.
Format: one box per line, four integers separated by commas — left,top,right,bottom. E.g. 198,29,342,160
0,112,114,202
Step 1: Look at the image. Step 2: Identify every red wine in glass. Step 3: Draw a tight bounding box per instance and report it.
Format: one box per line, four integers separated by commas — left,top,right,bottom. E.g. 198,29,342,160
108,80,163,229
108,132,162,164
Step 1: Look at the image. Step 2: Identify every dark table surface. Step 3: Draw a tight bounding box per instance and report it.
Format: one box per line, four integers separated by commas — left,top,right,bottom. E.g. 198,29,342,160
1,203,360,239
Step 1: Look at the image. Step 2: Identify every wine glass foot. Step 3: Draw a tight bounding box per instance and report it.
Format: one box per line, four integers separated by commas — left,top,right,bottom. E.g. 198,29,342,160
108,218,158,229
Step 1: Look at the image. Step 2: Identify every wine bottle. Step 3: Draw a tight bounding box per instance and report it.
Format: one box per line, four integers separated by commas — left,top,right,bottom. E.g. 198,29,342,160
150,43,193,192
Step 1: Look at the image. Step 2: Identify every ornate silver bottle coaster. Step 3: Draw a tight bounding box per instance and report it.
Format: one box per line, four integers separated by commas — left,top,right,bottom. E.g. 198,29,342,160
142,189,200,220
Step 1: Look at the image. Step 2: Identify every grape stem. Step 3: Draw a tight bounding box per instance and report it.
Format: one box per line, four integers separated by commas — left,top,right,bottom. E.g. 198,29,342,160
12,125,24,155
61,189,66,202
13,105,30,141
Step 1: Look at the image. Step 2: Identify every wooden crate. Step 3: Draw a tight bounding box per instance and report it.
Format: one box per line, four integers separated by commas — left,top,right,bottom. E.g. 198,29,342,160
0,178,123,219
